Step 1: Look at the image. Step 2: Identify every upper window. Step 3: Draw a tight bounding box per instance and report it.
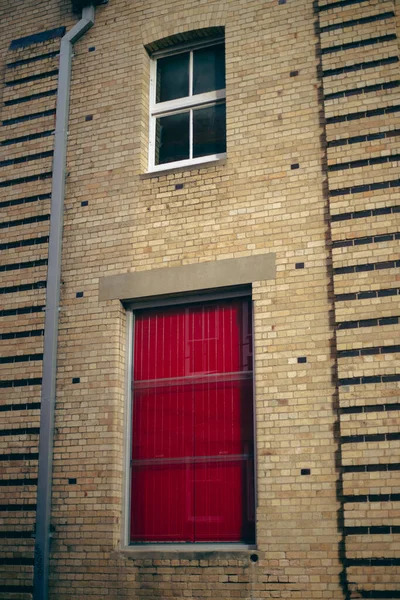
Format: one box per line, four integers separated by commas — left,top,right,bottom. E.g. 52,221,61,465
148,38,227,171
129,296,255,544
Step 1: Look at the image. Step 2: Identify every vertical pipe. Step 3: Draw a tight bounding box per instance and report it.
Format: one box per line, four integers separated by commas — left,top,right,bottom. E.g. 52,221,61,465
33,6,95,600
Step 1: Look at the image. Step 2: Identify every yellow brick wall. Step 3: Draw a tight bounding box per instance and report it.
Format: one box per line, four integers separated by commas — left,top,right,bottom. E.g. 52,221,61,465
0,0,399,599
317,0,400,597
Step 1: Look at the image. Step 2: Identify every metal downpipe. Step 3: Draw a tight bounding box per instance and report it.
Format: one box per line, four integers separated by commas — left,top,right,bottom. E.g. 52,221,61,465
33,6,95,600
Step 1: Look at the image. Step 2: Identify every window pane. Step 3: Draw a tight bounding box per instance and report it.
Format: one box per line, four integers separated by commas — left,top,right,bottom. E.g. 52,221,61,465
193,103,226,158
156,112,190,165
130,299,255,544
130,384,196,542
156,52,189,103
131,309,195,542
194,378,255,542
193,44,225,95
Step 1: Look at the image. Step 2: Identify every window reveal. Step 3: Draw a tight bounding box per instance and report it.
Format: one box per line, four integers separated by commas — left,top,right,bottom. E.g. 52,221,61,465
130,298,255,543
149,41,227,170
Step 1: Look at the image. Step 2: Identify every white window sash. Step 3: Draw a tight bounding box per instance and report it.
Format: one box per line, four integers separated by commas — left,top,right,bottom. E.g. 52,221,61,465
189,51,194,160
148,43,226,172
151,89,226,116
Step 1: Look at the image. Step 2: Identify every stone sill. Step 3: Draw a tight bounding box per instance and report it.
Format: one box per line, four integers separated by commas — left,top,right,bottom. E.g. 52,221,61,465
120,543,257,561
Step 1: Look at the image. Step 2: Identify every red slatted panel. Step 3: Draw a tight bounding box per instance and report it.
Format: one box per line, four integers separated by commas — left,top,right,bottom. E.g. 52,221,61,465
131,309,194,542
130,298,254,543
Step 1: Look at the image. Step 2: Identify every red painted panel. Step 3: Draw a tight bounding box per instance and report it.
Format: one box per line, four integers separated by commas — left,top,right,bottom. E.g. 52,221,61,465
194,377,254,542
130,298,254,543
131,383,195,542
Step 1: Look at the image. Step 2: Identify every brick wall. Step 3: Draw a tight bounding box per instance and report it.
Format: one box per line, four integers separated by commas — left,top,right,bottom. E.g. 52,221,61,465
0,1,74,597
316,0,400,595
0,0,399,599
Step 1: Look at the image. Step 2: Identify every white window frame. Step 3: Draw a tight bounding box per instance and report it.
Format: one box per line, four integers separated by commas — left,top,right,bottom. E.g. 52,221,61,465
148,38,227,173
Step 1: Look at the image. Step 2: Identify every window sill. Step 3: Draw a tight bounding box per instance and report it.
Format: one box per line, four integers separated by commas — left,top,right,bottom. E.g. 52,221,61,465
140,156,227,179
120,543,256,560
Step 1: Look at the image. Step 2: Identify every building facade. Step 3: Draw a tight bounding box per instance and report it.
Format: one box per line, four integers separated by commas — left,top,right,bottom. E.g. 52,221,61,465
0,0,399,598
